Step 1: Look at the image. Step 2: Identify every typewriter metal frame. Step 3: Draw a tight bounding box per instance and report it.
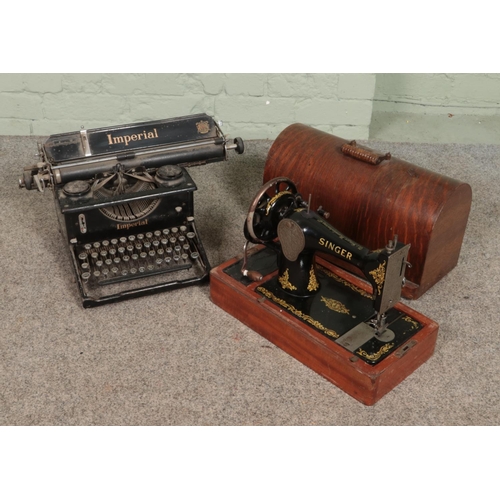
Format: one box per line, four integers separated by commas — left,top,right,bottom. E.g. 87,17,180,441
20,113,244,307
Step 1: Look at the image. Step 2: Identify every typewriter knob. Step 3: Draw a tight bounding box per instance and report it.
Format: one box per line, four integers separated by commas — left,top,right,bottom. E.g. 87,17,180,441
234,137,244,154
226,137,245,155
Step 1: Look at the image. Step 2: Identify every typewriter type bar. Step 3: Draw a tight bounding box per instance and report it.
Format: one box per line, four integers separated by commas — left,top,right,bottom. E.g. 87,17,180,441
19,114,244,307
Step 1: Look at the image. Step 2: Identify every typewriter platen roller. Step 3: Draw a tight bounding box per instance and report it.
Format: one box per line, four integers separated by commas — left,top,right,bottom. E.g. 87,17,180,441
20,113,244,307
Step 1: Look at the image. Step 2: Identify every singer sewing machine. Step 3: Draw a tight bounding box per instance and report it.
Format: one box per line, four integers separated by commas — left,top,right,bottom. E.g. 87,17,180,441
20,113,244,307
210,178,439,405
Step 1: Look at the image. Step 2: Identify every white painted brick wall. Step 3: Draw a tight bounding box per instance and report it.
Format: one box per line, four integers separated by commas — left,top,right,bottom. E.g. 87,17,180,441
0,73,376,139
374,74,500,115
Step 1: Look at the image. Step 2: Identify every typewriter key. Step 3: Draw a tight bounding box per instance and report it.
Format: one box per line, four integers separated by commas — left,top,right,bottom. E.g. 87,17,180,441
102,240,110,247
113,257,121,264
79,252,87,260
105,259,112,266
169,237,176,245
100,250,107,258
156,258,163,266
118,247,125,254
139,266,145,273
186,232,195,239
165,257,172,265
160,238,168,246
127,245,134,253
84,243,92,250
143,241,151,249
91,252,98,260
130,268,137,274
173,255,180,263
152,240,160,247
81,272,91,281
81,262,89,270
93,270,101,278
95,260,103,268
128,235,136,242
146,232,153,239
190,252,199,260
111,267,119,275
137,234,144,240
111,238,118,245
154,230,161,237
171,227,179,235
132,254,139,261
157,248,164,256
122,255,130,262
102,268,109,276
187,216,194,223
162,229,170,236
120,237,127,244
178,235,186,244
147,264,154,271
180,225,187,233
183,244,190,252
121,269,128,276
149,250,156,257
181,253,189,261
174,245,181,254
140,252,147,259
93,242,101,249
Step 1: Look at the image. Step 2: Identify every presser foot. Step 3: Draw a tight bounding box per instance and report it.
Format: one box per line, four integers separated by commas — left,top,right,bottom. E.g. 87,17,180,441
369,313,396,342
335,314,399,353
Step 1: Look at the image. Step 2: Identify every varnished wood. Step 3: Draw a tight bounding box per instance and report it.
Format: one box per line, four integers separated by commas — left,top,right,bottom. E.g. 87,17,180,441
263,124,472,299
210,248,439,406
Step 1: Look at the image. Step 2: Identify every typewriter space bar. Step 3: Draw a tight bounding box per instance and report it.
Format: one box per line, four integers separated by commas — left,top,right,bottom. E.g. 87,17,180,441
98,263,192,286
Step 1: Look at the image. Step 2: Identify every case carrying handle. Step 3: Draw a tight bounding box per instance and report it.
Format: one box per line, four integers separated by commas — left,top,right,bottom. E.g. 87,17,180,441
341,140,391,165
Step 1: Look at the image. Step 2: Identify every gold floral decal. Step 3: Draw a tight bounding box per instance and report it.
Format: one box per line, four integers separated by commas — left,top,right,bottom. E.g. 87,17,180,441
320,296,350,315
319,265,373,299
278,269,297,291
307,266,319,292
369,261,386,296
257,287,339,339
402,315,419,330
356,343,394,361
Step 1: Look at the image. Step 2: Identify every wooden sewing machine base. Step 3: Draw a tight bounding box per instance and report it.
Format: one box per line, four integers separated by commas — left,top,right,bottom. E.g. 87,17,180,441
210,246,439,405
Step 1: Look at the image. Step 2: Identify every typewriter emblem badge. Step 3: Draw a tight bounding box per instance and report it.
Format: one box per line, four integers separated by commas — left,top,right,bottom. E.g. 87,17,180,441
196,120,210,134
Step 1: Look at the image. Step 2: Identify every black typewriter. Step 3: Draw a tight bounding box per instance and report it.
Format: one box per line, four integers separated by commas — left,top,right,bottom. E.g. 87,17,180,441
19,113,244,307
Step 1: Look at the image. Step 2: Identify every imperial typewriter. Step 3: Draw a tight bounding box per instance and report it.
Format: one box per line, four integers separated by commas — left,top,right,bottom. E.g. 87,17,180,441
19,113,244,307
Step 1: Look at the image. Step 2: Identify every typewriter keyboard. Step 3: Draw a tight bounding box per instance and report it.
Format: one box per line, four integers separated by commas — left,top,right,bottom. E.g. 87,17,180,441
75,221,203,286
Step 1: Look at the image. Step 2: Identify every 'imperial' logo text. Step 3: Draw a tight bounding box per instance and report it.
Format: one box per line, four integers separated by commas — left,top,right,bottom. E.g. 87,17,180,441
116,219,149,231
107,128,159,147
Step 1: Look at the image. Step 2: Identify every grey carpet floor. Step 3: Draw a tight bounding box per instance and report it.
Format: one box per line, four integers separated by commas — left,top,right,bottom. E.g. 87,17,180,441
1,135,498,425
